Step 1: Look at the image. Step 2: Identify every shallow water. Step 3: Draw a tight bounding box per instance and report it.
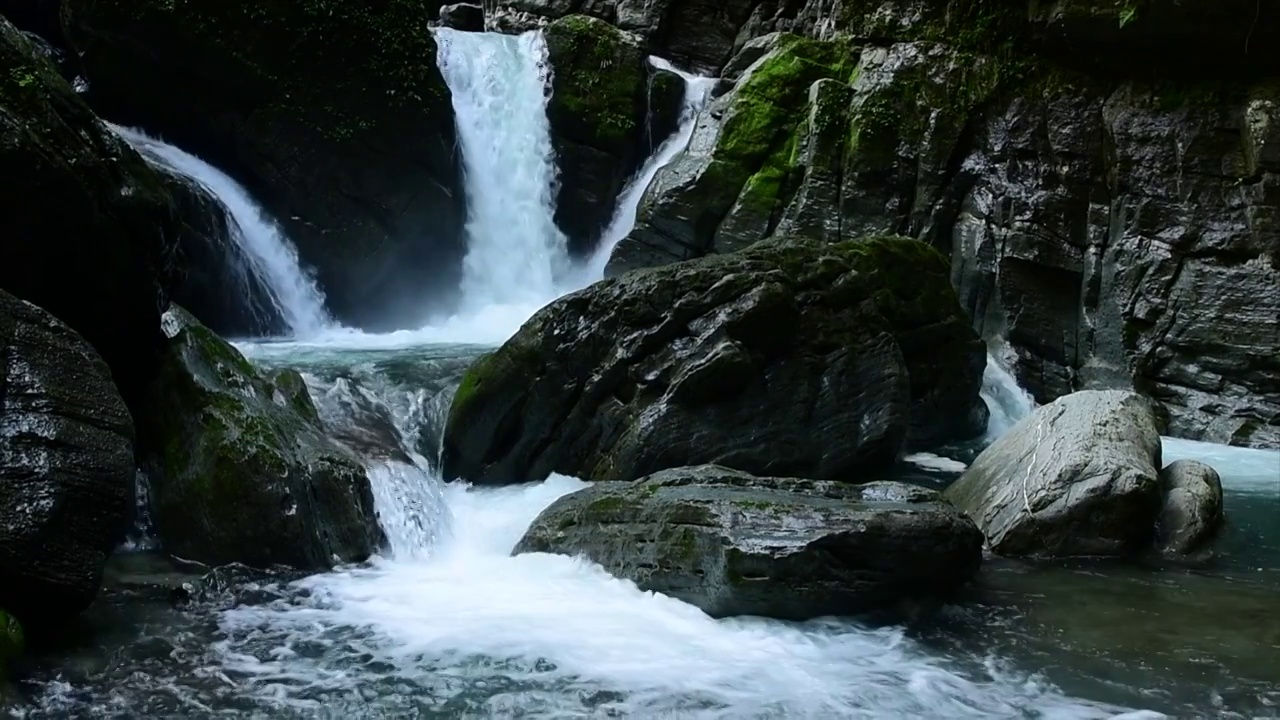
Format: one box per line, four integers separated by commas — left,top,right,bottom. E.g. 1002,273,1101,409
6,340,1277,720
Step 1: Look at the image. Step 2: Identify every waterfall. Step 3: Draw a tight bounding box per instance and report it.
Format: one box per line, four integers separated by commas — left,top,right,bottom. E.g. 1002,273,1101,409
577,58,718,283
980,344,1037,442
434,29,569,313
111,125,331,338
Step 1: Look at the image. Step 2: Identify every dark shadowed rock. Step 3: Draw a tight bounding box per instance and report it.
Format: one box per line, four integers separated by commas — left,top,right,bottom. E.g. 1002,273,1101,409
516,465,984,620
63,0,465,330
439,3,484,31
1155,459,1224,556
0,291,133,629
443,235,986,484
138,308,382,570
0,18,182,410
946,390,1163,558
543,15,654,254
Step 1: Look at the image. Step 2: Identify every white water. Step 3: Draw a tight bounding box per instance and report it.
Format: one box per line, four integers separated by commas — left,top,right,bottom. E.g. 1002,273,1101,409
110,124,331,338
574,57,718,284
434,28,569,332
980,343,1038,443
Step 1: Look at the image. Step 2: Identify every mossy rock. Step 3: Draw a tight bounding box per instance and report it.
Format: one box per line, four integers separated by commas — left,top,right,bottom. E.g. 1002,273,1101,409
444,234,987,484
543,14,655,253
139,308,382,569
0,610,22,670
517,465,983,620
0,17,183,409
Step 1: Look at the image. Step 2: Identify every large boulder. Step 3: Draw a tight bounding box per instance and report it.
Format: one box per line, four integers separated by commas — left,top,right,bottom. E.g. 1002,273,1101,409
543,15,659,254
517,465,984,619
138,308,382,569
443,235,987,485
0,291,134,629
1154,459,1225,556
945,390,1163,558
63,0,466,330
0,17,183,409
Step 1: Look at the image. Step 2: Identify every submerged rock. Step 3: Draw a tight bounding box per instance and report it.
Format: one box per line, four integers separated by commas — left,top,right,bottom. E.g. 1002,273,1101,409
63,0,466,331
0,18,183,409
1155,460,1225,556
945,390,1163,558
138,308,382,570
0,291,134,628
543,15,657,254
443,235,986,484
516,465,984,620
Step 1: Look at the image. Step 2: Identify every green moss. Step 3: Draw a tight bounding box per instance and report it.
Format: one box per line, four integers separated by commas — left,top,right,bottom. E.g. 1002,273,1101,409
544,15,647,147
0,609,22,670
587,493,631,515
704,37,858,221
448,340,544,427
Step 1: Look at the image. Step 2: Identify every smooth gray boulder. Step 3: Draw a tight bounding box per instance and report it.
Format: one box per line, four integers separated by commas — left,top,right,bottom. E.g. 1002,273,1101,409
516,465,984,620
0,290,133,628
945,390,1163,558
1155,459,1225,555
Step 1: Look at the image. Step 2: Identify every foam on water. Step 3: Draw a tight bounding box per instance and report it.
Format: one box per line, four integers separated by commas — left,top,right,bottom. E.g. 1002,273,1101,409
212,472,1137,718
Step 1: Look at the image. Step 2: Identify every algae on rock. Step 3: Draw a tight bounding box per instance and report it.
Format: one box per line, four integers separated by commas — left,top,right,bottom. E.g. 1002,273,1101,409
138,308,382,569
444,234,986,485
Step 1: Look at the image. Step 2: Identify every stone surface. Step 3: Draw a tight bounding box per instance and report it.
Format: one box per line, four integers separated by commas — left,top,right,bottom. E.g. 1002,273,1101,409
0,18,183,409
439,3,485,31
516,465,984,620
443,235,986,484
63,0,466,330
1154,459,1225,555
0,290,134,628
945,390,1163,558
138,308,383,570
543,15,654,254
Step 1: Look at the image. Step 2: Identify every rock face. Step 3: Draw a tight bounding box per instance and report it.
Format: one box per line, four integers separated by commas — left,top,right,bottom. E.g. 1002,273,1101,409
517,465,984,620
0,608,21,670
138,308,382,570
443,235,987,485
439,3,485,32
945,390,1163,558
63,0,466,331
0,18,183,409
157,169,289,338
543,16,663,254
0,291,134,628
599,5,1280,449
487,0,845,74
1155,459,1225,556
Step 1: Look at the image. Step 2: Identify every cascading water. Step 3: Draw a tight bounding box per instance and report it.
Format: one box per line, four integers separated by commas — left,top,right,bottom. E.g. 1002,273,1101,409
22,31,1280,720
435,29,569,321
111,125,332,338
980,342,1038,442
575,58,717,284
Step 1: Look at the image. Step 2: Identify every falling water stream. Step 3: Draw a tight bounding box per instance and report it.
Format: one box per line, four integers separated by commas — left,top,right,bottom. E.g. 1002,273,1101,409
10,29,1280,720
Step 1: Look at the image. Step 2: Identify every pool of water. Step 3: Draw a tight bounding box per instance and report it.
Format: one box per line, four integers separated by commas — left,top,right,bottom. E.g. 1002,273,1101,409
5,342,1277,719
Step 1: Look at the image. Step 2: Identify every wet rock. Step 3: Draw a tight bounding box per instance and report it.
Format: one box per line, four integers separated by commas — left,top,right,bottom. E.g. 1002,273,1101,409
438,3,485,31
0,608,22,671
0,18,183,410
945,390,1163,558
63,0,466,331
0,291,134,628
443,235,986,484
1155,459,1225,556
138,307,383,570
609,37,857,275
155,169,288,338
516,465,984,620
543,15,654,254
